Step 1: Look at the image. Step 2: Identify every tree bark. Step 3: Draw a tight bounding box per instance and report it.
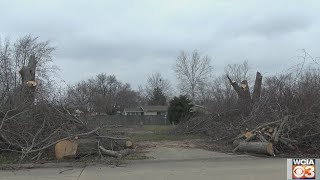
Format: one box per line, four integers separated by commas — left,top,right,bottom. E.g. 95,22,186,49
227,76,251,114
232,133,256,153
54,137,133,159
252,72,262,103
19,55,37,84
238,142,274,156
5,55,38,110
227,71,262,114
227,75,241,97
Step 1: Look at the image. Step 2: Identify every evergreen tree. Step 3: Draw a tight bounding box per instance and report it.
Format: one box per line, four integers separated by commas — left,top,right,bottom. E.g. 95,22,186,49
168,95,193,124
148,87,167,105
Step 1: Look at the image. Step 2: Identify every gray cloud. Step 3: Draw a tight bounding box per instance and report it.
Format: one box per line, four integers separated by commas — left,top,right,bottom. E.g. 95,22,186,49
1,0,320,89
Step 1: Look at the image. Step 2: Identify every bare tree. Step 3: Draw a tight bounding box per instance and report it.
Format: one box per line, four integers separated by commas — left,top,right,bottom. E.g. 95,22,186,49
0,35,56,109
145,72,172,102
174,50,213,101
0,38,14,105
13,35,56,86
66,74,141,114
224,60,251,84
202,75,238,111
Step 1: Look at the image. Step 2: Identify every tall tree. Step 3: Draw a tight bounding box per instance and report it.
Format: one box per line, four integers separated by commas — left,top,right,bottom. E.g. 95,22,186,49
148,87,167,105
175,50,213,102
145,72,172,101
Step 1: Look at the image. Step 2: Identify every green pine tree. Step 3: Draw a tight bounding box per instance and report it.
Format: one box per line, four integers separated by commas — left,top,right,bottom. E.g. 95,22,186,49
168,95,193,124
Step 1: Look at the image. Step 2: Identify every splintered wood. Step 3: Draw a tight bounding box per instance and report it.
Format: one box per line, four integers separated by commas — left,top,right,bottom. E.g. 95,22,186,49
232,116,296,156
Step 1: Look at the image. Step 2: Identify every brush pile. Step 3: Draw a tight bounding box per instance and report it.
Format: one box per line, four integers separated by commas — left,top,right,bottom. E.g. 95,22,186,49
232,116,297,156
0,55,134,162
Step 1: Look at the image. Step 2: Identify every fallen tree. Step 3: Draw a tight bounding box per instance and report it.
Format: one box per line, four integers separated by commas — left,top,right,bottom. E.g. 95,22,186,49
55,138,134,159
237,142,274,156
0,55,134,161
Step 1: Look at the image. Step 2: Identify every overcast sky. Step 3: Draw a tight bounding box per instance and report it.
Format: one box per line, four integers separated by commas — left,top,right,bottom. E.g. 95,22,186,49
1,0,320,89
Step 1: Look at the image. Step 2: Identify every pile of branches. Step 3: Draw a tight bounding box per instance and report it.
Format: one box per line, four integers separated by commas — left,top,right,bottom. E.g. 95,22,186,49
0,102,134,161
174,110,243,141
175,68,320,157
232,116,296,156
0,55,133,162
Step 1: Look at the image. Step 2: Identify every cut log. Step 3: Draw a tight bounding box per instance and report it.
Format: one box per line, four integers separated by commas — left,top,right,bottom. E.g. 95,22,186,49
256,132,268,142
55,140,78,160
99,145,121,157
126,140,133,148
99,146,133,158
233,133,256,153
257,132,279,155
54,137,133,160
75,138,99,156
238,142,274,156
244,131,254,139
233,139,243,148
267,128,274,133
97,137,134,150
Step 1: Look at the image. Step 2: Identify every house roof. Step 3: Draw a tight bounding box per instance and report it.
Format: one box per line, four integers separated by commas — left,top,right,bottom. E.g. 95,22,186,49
123,107,143,112
141,105,168,112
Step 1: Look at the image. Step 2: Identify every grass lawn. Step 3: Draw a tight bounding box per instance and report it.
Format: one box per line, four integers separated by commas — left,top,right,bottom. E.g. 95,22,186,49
127,125,203,142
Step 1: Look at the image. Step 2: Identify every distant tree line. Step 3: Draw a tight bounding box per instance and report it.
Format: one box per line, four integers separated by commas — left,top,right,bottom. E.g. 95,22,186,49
0,34,252,119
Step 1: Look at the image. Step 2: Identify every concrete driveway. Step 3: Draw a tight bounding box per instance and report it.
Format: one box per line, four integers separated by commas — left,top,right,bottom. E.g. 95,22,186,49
0,146,287,180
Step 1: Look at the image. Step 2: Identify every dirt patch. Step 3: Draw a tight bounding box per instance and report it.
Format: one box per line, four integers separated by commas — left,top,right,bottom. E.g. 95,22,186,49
137,139,200,150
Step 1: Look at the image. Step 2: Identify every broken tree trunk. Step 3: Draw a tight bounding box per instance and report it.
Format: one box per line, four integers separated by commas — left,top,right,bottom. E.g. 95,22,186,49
227,71,263,114
227,75,251,102
232,133,256,153
252,72,263,103
5,55,38,110
54,137,134,159
237,142,274,156
19,55,37,85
